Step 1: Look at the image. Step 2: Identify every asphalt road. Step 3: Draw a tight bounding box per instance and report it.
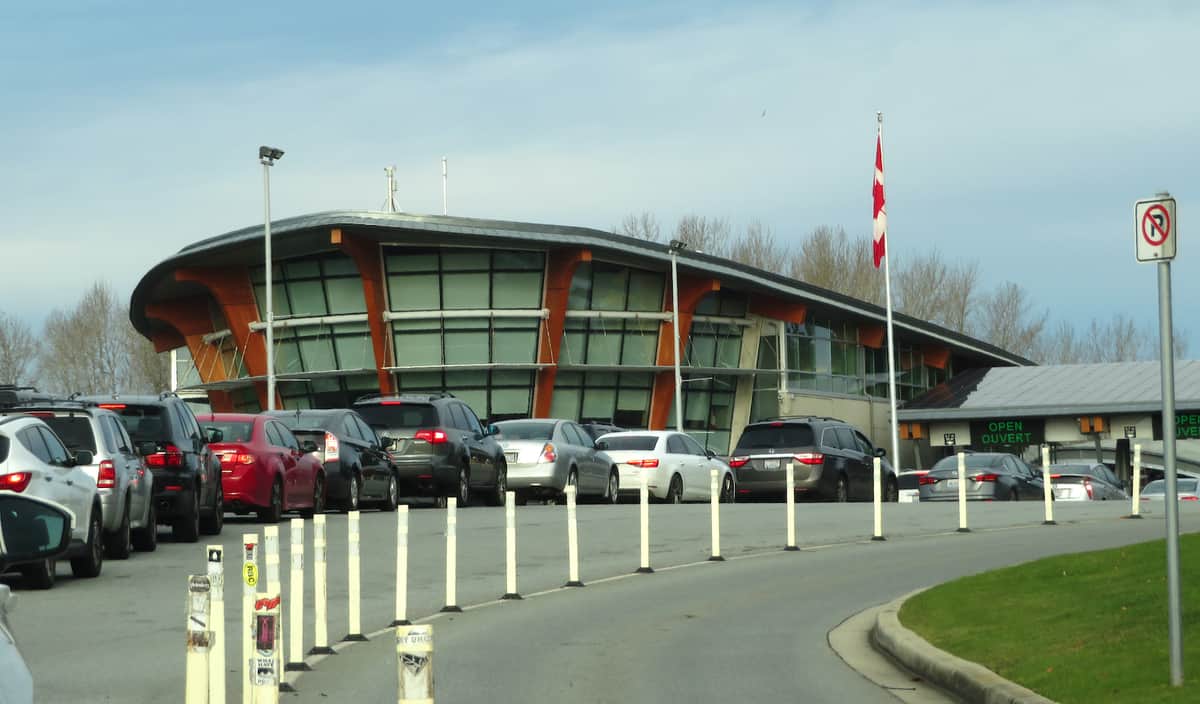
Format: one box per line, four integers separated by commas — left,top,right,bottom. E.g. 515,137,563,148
6,499,1194,703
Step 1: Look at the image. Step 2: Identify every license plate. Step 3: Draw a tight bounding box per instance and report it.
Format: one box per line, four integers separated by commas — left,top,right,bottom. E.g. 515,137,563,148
945,479,958,491
504,451,518,464
1054,489,1068,498
764,459,780,470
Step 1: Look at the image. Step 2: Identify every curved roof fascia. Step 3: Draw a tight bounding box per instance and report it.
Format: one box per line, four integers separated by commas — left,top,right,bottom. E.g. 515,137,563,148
131,210,1032,366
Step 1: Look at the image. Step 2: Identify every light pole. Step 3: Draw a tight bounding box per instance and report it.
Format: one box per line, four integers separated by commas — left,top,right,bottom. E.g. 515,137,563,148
259,146,284,411
669,239,688,432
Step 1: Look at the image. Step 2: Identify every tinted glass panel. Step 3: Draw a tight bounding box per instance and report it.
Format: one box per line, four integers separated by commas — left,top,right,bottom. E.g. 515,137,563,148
603,436,659,451
834,427,857,453
0,494,68,556
205,421,255,444
493,421,556,441
111,406,171,443
734,425,814,450
41,417,97,454
264,423,284,447
666,436,687,454
39,427,70,464
356,404,440,429
681,434,706,456
932,454,1007,471
18,428,51,463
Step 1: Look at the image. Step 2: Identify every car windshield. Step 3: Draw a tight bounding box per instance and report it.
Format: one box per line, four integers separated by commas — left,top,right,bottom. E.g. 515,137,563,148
494,421,555,441
40,416,97,453
356,403,440,429
735,424,813,449
202,421,254,443
602,435,659,451
932,454,1003,471
110,405,169,443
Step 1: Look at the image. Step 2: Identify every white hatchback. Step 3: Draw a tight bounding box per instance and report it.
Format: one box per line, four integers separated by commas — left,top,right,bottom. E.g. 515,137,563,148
598,430,735,503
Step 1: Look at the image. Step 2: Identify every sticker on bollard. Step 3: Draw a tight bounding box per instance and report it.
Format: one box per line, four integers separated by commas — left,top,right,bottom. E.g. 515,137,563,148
396,625,434,704
243,563,258,588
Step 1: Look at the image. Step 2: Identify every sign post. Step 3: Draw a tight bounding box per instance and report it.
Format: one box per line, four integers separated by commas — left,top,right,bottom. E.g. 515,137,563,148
1135,192,1183,686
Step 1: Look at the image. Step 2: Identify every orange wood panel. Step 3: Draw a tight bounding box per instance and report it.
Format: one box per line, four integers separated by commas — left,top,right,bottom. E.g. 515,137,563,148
337,229,396,395
922,345,950,370
647,276,720,430
859,324,885,350
532,248,592,417
748,296,807,325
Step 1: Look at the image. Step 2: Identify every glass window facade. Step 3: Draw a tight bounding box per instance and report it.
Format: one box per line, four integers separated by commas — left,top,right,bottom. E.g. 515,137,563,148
271,323,373,375
750,327,781,422
561,262,664,367
549,371,653,427
279,373,378,410
393,369,534,423
678,374,737,454
385,247,545,311
251,252,366,318
786,318,862,395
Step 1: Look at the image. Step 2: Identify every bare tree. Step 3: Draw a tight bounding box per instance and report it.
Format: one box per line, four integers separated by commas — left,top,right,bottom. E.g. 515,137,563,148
893,250,979,333
616,212,662,242
976,281,1047,359
40,281,130,395
727,221,786,274
673,214,733,257
789,226,883,305
0,313,39,386
123,308,171,393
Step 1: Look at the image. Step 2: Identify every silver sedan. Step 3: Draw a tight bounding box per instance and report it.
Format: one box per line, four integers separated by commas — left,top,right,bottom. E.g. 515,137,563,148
493,419,619,504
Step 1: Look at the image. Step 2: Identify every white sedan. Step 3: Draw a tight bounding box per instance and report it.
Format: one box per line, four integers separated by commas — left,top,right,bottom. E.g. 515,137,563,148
597,430,735,503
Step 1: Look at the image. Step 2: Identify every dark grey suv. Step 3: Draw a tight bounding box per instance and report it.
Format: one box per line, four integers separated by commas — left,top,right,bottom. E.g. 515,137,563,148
728,417,898,502
353,394,507,507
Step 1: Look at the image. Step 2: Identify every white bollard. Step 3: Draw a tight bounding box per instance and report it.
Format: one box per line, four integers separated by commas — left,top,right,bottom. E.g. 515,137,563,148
186,574,212,704
345,511,367,640
565,485,584,587
310,515,333,654
784,462,799,551
709,469,724,561
636,473,653,573
502,491,521,599
441,498,462,612
286,519,308,672
956,452,970,533
241,534,260,704
206,546,227,704
392,505,412,624
871,457,886,541
1041,445,1057,525
250,593,281,704
262,526,285,679
1129,444,1144,518
396,625,434,703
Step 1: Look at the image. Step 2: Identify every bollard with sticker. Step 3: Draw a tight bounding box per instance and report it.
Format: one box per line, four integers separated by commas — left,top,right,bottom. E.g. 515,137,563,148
206,546,227,704
345,510,367,641
396,625,434,704
502,491,521,600
1041,445,1057,525
956,452,970,533
286,518,309,672
310,515,333,654
241,534,259,704
262,526,285,684
441,498,462,612
709,469,724,561
186,574,212,704
1128,444,1144,518
784,462,799,551
251,594,281,704
636,473,653,573
392,505,412,625
565,484,584,587
871,457,886,541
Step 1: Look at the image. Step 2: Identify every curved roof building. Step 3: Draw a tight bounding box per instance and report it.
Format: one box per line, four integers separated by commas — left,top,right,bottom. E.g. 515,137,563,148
131,211,1030,454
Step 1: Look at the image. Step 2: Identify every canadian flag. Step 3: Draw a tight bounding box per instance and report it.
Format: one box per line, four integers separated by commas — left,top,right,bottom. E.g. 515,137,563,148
872,129,887,268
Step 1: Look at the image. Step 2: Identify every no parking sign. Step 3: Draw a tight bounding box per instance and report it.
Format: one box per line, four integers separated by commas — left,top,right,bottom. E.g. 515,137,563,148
1136,196,1177,262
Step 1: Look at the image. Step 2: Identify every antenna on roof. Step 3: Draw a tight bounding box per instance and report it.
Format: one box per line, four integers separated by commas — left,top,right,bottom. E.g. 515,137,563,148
383,166,401,213
441,156,448,215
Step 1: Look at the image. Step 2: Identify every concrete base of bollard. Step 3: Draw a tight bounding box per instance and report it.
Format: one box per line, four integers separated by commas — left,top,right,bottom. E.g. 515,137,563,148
870,536,887,542
635,566,654,574
390,618,413,626
309,645,336,656
564,580,585,587
285,662,312,672
1122,514,1144,520
708,555,725,561
342,633,369,642
500,593,523,600
280,682,297,693
784,545,800,552
956,527,971,533
440,605,463,613
1042,520,1057,525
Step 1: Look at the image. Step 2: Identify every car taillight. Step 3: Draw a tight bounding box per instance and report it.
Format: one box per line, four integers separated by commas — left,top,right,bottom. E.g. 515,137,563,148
626,458,659,468
324,432,340,461
145,444,184,468
793,452,823,466
1182,496,1199,502
98,403,126,410
97,460,116,489
729,456,749,468
540,443,557,463
221,451,256,466
1084,479,1094,500
919,475,938,485
1050,474,1062,479
414,429,448,445
0,472,32,492
972,473,999,482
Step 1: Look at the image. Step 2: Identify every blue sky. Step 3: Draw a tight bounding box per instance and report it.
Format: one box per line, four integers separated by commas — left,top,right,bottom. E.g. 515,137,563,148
1,1,1196,350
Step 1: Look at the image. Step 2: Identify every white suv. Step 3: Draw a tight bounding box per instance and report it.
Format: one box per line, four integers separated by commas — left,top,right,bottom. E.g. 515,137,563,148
0,415,104,588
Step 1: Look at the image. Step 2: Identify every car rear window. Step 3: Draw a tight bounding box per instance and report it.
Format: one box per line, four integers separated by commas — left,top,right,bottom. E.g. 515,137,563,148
0,435,8,463
932,454,1004,471
202,421,254,443
735,424,814,450
109,405,171,443
40,417,97,454
494,421,555,441
275,412,337,432
355,404,440,430
602,436,659,451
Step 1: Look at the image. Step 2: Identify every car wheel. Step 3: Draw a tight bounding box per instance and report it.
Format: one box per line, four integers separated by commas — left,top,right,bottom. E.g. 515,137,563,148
174,490,201,542
885,478,899,503
20,559,55,590
834,474,849,503
667,474,683,504
301,475,325,518
606,469,620,504
1010,488,1020,501
131,499,158,552
70,507,104,578
720,474,735,503
488,463,507,506
201,483,224,535
381,473,399,512
259,480,283,523
456,465,470,507
344,473,362,513
104,499,133,560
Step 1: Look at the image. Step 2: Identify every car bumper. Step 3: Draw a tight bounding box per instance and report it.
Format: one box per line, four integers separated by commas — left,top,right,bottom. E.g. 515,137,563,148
150,472,198,521
507,463,567,493
98,489,121,532
390,458,458,496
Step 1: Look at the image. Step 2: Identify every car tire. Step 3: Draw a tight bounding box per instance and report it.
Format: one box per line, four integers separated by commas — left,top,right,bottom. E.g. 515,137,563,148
344,473,362,513
259,480,284,523
174,490,201,543
720,474,735,503
201,483,224,535
488,463,507,507
20,559,55,590
667,474,683,504
70,507,104,578
104,499,133,560
606,469,620,504
300,475,325,518
381,473,399,512
885,478,899,503
455,465,470,508
131,499,158,552
1010,488,1020,501
834,474,849,503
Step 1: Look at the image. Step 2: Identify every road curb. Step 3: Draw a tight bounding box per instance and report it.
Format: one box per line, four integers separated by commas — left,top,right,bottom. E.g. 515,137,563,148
871,590,1057,704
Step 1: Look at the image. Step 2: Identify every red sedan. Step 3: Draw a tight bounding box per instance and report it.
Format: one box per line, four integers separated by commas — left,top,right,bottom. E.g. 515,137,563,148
196,413,326,522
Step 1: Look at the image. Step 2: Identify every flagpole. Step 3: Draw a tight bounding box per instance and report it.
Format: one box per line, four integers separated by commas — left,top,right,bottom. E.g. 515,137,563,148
878,112,902,472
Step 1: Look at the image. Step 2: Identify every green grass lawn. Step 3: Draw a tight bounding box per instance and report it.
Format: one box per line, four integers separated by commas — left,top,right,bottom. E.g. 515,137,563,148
900,532,1199,703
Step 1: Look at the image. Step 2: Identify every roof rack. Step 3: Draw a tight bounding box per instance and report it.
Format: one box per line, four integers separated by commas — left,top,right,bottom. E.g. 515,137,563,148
158,391,180,401
759,415,846,424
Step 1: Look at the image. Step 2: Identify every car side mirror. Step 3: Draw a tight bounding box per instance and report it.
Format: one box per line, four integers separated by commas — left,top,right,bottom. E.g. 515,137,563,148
205,427,224,444
0,494,73,573
300,440,319,454
380,436,394,450
595,440,609,451
486,423,499,437
706,449,717,459
71,450,94,467
874,447,886,458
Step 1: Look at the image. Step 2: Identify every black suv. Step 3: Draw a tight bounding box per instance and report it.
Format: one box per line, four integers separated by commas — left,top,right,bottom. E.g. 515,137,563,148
78,393,223,541
728,416,898,502
353,394,507,507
